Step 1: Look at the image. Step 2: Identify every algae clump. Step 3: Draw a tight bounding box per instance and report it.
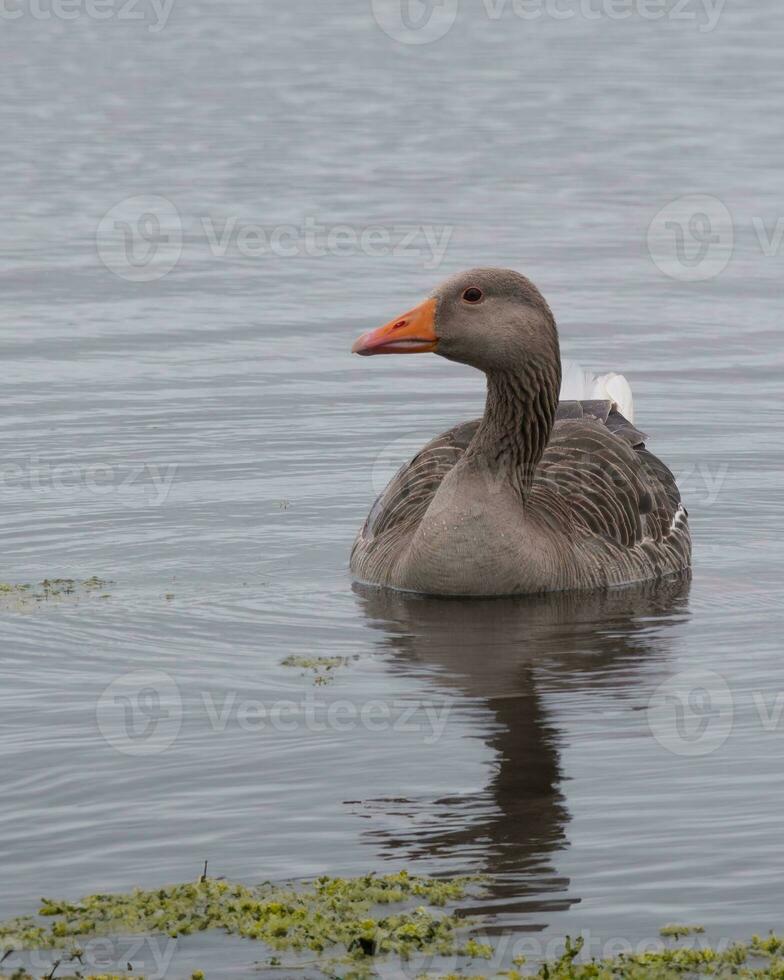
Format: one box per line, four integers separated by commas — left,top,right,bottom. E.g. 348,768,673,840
0,578,113,610
5,877,784,978
0,872,476,974
281,654,357,684
659,923,706,938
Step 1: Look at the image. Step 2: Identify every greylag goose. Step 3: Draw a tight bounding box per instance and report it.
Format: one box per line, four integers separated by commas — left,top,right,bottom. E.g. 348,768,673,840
350,268,691,597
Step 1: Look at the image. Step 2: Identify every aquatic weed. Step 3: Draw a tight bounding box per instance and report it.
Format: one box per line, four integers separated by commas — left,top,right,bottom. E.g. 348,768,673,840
0,577,113,609
0,871,477,973
281,655,358,684
6,879,784,978
659,923,706,939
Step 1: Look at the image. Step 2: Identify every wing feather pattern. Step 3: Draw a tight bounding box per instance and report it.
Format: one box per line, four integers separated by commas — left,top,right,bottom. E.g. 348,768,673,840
352,400,688,587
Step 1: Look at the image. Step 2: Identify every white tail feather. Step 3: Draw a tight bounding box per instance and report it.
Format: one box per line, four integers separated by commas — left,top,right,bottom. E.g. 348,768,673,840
559,359,635,422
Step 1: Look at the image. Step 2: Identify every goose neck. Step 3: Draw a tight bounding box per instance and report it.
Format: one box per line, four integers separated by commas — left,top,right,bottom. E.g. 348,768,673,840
465,364,560,495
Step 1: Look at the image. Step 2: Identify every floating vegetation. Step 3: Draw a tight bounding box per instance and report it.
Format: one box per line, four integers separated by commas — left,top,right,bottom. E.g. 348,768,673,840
281,654,357,684
0,577,113,610
660,923,706,938
0,974,207,980
0,962,139,980
0,872,476,977
3,877,784,978
0,973,148,980
426,932,784,979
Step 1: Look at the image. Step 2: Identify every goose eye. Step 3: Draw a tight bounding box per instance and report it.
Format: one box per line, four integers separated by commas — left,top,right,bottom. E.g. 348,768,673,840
462,287,483,303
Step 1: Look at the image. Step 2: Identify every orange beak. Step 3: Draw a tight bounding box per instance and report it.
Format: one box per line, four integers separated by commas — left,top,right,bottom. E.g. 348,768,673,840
352,298,438,356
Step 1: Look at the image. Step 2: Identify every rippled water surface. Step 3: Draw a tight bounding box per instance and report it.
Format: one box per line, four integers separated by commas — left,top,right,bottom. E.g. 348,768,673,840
1,1,782,976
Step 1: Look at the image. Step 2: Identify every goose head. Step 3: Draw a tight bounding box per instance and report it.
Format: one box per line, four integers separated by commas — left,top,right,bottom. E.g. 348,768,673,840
351,267,559,375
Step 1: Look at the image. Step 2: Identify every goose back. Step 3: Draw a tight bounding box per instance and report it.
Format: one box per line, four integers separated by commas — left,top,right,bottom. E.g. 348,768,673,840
351,399,690,594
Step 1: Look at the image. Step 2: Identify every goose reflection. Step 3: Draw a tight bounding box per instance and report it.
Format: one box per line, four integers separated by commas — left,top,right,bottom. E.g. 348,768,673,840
352,576,690,925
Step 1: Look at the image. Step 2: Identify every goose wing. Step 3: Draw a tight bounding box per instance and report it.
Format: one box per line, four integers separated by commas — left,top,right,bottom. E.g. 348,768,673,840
360,419,479,543
531,406,685,552
355,399,656,552
351,417,479,581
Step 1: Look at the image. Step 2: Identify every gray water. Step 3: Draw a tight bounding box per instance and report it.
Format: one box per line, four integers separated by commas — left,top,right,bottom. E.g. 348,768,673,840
1,0,783,976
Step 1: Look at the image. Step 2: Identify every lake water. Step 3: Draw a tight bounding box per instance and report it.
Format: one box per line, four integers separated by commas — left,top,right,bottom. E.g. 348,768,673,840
1,0,782,976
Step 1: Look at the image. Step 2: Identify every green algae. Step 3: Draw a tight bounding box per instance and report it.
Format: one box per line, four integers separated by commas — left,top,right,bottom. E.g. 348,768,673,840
459,939,494,960
0,872,476,975
281,655,357,684
659,924,706,939
8,931,784,980
427,932,784,979
4,876,784,978
0,578,112,610
0,973,138,980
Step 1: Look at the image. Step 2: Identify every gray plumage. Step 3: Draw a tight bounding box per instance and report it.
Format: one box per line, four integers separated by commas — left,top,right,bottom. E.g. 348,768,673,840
351,269,691,596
